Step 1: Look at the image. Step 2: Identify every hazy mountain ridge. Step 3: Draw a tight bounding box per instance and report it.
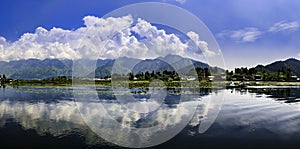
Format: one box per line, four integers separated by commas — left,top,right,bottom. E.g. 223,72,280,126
255,58,300,76
0,55,211,80
3,56,298,80
0,59,73,80
95,55,210,78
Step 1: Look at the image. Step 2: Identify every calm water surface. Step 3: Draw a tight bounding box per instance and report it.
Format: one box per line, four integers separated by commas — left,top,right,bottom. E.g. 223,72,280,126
0,86,300,149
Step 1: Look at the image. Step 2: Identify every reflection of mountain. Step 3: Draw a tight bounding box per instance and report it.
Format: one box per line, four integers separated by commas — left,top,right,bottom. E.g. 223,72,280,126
0,86,213,148
0,98,204,148
0,100,106,146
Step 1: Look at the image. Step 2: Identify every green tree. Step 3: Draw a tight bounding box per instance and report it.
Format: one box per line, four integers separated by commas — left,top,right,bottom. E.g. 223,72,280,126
286,68,291,81
249,68,256,75
156,71,161,77
204,68,211,77
128,72,134,80
235,68,242,74
145,71,151,80
151,71,155,78
241,67,249,75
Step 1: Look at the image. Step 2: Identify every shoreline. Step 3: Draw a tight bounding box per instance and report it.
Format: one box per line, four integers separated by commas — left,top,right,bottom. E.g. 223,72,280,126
5,80,300,88
231,81,300,86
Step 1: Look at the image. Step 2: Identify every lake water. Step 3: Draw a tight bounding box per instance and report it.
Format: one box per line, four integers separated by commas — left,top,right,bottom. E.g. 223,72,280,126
0,86,300,149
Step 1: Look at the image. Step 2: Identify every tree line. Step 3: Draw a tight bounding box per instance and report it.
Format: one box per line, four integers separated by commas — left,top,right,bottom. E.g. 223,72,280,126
128,70,180,81
226,67,298,81
107,67,213,81
0,74,10,84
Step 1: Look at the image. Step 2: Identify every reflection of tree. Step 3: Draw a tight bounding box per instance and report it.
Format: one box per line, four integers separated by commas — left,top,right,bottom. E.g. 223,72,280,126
0,86,213,148
248,88,300,103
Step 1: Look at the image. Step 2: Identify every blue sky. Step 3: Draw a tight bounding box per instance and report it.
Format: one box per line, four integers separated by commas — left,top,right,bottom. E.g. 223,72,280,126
1,0,300,70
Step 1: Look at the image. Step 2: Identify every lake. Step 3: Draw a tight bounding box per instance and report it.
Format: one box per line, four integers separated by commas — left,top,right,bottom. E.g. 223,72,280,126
0,85,300,149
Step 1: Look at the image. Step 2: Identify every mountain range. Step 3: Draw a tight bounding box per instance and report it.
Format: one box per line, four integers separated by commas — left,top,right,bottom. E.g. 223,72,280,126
0,55,210,80
0,59,73,80
254,58,300,76
1,55,299,80
93,55,210,78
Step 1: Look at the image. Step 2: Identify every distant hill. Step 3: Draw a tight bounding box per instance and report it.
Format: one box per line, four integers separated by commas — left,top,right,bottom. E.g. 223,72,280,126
131,55,209,74
94,55,210,78
0,55,216,80
255,58,300,76
0,59,73,80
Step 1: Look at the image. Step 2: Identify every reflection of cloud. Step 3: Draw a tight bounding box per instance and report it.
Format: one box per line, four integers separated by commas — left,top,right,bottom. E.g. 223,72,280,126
218,27,262,42
0,100,84,126
268,21,299,33
77,100,198,128
0,100,109,145
74,87,201,148
0,86,222,148
0,96,199,144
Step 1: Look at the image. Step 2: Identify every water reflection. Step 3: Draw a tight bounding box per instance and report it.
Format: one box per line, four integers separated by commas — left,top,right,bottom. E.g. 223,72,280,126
0,86,216,148
1,86,300,148
73,85,221,148
0,86,115,148
213,89,300,140
230,87,300,103
247,88,300,103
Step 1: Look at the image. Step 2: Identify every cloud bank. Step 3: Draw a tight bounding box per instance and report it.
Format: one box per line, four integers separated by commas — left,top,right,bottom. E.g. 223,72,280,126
0,15,215,61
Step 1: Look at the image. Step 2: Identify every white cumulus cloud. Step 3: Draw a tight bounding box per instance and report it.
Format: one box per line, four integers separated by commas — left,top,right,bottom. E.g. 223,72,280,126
187,31,216,57
0,15,134,61
0,15,214,61
131,18,188,59
0,28,82,61
102,29,148,59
